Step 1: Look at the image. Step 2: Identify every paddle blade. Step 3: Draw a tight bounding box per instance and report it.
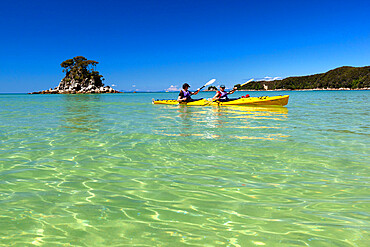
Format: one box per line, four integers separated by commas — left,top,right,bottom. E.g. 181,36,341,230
204,79,216,87
240,78,254,87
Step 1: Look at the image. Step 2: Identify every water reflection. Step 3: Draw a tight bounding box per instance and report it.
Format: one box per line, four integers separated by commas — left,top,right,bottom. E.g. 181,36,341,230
177,105,288,123
177,106,227,128
217,106,289,140
60,95,103,132
218,105,288,115
164,105,289,140
177,106,195,128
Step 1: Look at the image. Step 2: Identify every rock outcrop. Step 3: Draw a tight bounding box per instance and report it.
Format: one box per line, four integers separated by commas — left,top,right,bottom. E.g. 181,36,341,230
30,79,121,94
30,56,121,94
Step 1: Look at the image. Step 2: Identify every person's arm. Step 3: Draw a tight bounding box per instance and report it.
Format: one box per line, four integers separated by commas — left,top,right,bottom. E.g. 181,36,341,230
212,91,221,100
177,91,185,102
178,96,188,102
191,88,201,95
228,87,238,95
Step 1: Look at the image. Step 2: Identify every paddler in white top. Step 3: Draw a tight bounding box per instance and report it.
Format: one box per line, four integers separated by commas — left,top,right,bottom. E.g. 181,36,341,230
212,85,237,101
177,83,200,102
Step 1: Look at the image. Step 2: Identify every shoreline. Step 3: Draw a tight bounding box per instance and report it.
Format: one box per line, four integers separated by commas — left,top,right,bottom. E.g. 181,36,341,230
2,88,369,94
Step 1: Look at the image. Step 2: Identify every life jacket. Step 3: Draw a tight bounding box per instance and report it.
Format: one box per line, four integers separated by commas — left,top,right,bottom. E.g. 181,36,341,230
218,90,229,100
182,89,191,100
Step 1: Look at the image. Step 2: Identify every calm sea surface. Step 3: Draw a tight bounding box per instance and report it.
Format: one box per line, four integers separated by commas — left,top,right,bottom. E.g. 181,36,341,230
0,91,369,246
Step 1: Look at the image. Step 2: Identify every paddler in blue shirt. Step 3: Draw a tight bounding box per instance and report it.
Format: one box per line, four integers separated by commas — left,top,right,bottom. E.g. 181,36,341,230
212,85,237,101
177,83,200,102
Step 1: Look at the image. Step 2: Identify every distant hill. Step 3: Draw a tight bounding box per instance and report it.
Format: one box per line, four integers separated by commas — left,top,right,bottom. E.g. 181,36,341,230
236,66,370,90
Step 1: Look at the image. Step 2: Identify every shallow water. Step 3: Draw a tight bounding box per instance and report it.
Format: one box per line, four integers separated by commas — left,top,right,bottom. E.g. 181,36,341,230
0,91,369,246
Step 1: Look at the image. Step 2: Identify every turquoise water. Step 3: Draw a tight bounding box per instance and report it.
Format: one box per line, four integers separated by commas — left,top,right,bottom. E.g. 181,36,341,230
0,91,369,246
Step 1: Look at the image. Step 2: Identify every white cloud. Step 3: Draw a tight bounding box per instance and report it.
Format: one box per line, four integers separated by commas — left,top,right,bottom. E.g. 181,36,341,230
166,85,180,91
132,84,136,87
262,76,282,81
111,84,117,87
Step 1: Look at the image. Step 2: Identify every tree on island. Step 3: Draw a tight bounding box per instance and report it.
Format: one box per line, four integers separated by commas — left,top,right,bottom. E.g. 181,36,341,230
208,86,217,91
59,56,104,90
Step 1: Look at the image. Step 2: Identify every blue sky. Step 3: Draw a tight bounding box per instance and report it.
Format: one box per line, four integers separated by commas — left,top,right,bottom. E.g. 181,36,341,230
0,0,369,92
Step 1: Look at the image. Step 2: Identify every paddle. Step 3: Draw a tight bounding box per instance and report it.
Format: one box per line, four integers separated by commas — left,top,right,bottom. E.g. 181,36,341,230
239,78,254,88
198,79,216,91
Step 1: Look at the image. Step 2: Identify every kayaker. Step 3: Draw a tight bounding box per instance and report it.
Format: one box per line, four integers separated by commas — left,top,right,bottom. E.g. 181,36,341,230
212,85,237,101
177,83,200,102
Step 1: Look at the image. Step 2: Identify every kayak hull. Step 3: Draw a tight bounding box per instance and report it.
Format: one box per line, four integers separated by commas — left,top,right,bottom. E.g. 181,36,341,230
153,95,289,106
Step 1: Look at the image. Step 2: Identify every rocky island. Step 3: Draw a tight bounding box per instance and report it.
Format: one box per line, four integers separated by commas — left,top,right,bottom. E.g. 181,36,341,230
30,56,121,94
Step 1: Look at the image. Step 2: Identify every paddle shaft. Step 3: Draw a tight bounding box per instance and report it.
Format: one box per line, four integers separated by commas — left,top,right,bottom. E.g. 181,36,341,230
240,79,254,87
198,79,216,91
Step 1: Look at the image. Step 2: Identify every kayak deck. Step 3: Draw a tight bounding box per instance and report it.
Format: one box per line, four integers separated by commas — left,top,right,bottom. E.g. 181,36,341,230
153,95,289,106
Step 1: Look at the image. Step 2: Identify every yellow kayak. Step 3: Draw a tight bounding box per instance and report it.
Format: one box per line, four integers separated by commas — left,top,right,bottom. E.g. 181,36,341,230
153,95,289,106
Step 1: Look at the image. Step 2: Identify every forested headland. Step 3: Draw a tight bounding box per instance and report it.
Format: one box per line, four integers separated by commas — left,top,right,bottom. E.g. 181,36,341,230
235,66,370,90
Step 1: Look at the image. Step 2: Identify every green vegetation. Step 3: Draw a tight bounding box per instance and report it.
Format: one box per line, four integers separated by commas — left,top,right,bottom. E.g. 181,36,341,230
236,66,370,90
61,56,104,87
208,86,217,91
